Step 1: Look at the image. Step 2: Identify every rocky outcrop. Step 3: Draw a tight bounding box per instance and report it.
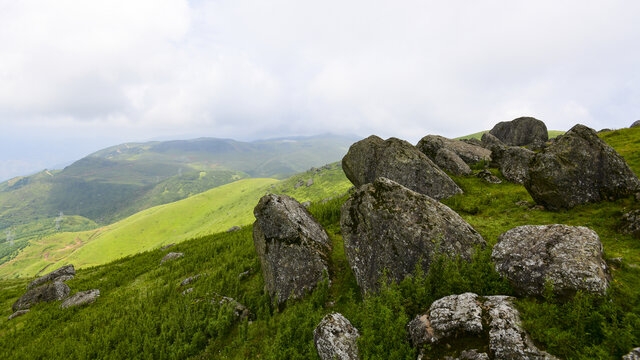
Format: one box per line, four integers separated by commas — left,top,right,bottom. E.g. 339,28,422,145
212,293,250,321
28,264,75,290
8,309,29,321
226,226,241,233
624,348,640,360
60,289,100,309
340,178,486,294
475,170,501,184
13,282,70,311
180,275,202,287
408,293,557,359
480,132,504,150
253,194,331,305
434,148,472,176
160,252,184,264
631,120,640,128
621,210,640,238
492,225,610,298
489,117,548,146
160,243,175,250
416,135,491,165
306,178,314,187
342,135,462,200
525,124,640,210
314,313,360,360
490,145,535,184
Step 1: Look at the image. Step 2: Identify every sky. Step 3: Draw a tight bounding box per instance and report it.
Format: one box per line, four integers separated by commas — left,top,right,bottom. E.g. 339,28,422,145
1,0,639,181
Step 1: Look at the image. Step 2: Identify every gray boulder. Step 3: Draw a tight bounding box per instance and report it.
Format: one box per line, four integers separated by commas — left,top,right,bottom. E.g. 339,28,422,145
314,313,360,360
160,252,184,264
492,225,610,298
631,120,640,128
460,138,484,147
489,117,548,146
623,348,640,360
621,210,640,238
8,310,29,321
525,124,640,210
340,178,486,294
306,178,314,187
475,169,502,184
160,243,175,250
13,282,70,311
491,145,535,184
213,293,250,321
28,264,75,290
342,135,462,200
180,274,202,287
60,289,100,309
253,194,331,305
434,148,472,176
416,135,491,165
408,293,556,359
226,226,241,233
480,132,504,150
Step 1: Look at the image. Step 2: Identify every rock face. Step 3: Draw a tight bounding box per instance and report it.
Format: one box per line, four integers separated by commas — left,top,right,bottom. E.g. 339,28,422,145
416,135,491,165
525,124,640,210
492,225,610,298
480,132,504,150
624,348,640,360
489,117,548,146
434,148,472,176
631,120,640,128
314,313,360,360
621,210,640,238
340,178,486,294
27,264,75,290
13,282,70,311
60,289,100,309
160,252,184,264
408,293,557,359
253,194,331,305
8,310,29,321
342,135,462,200
490,145,535,184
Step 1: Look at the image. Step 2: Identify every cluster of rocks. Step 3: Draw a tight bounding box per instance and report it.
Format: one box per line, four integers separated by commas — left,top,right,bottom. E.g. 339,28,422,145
10,264,100,320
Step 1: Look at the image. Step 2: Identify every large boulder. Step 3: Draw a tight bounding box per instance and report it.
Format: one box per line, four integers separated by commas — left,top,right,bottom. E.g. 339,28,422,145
253,194,331,305
492,225,610,298
480,132,504,150
525,124,640,210
13,282,70,311
490,145,535,184
27,264,75,290
407,293,557,359
340,178,486,294
342,136,462,200
489,117,548,146
434,148,472,176
416,135,491,165
60,289,100,309
314,313,360,360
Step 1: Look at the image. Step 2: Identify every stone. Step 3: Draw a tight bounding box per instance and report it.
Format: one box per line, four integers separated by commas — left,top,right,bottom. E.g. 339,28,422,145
623,347,640,360
598,128,613,133
302,201,311,208
28,264,75,290
160,243,175,250
342,135,462,200
621,210,640,238
180,275,202,287
212,293,250,321
631,120,640,128
226,226,241,233
182,288,194,295
314,313,360,360
294,179,305,189
489,117,548,146
60,289,100,309
475,170,501,184
160,252,184,264
8,309,29,321
306,178,314,187
238,270,251,280
253,194,331,305
340,178,486,294
490,145,535,184
525,124,640,210
13,281,70,311
460,138,484,147
448,350,490,360
416,135,491,165
480,132,504,150
492,225,610,298
434,148,472,176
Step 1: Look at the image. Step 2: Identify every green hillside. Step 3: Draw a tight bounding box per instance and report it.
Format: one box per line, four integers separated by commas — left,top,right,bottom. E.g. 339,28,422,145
1,127,639,359
0,163,352,279
456,129,565,140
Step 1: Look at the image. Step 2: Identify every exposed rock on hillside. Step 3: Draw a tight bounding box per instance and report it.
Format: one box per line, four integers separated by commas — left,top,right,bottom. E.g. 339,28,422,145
489,117,548,146
434,148,472,176
342,135,462,200
61,289,100,309
492,225,610,298
212,293,250,321
314,313,360,360
28,264,75,290
480,132,504,150
180,275,202,287
253,194,331,305
623,347,640,360
408,293,557,359
475,170,501,184
621,210,640,238
226,226,241,233
631,120,640,128
340,178,486,294
161,252,184,264
13,282,70,311
490,145,535,184
160,243,175,250
416,135,491,165
8,309,29,321
525,124,640,210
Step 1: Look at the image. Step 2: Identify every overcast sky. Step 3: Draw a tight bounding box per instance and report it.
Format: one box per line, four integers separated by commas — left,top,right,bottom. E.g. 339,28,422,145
1,0,639,181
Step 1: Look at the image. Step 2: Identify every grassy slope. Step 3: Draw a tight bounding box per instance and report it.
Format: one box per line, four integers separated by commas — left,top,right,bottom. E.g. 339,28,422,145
456,129,565,140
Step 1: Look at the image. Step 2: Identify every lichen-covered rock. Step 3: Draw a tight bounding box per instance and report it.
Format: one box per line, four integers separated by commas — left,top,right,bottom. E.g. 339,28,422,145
624,347,640,360
60,289,100,309
445,350,489,360
460,138,484,148
481,132,504,150
525,124,640,210
27,264,75,290
8,309,29,321
13,282,70,311
212,293,250,321
342,135,462,200
631,120,640,128
621,210,640,238
180,274,202,287
160,252,184,264
489,117,548,146
490,145,535,184
253,194,331,305
434,148,472,176
417,135,491,165
476,170,502,184
314,313,360,360
492,225,610,298
341,178,486,294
